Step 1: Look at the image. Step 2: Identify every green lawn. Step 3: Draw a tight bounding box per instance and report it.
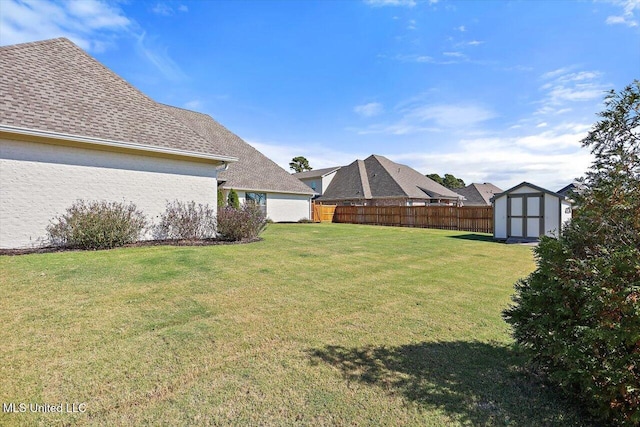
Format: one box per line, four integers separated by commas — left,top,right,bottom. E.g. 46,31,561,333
0,224,591,426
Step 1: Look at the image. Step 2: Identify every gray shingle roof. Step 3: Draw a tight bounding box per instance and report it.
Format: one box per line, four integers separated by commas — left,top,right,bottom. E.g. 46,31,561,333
293,166,341,179
0,38,313,196
0,38,228,157
454,183,502,206
161,105,314,195
319,154,461,201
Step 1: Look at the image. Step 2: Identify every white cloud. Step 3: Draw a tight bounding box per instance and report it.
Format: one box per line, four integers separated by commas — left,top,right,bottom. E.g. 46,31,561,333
152,2,189,16
0,0,130,52
135,32,187,81
364,0,417,7
390,128,593,190
350,102,496,135
354,102,384,117
535,68,608,115
247,140,365,172
404,103,496,128
604,0,639,27
456,25,466,32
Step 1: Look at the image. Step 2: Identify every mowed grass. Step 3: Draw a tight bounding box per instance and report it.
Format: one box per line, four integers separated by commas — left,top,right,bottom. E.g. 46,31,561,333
0,223,590,426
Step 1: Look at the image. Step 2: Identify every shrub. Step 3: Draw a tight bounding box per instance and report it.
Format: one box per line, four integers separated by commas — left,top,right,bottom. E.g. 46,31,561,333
217,188,226,207
154,200,216,240
503,81,640,426
216,203,267,241
227,189,240,209
47,200,147,250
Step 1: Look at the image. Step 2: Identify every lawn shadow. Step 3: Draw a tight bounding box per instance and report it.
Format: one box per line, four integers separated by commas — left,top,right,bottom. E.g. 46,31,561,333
308,341,595,426
447,234,495,243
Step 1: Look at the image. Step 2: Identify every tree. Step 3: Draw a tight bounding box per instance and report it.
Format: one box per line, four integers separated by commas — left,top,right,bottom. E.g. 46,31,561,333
217,188,226,207
426,173,444,185
227,189,240,209
289,156,312,173
503,81,640,426
426,173,465,189
443,174,465,189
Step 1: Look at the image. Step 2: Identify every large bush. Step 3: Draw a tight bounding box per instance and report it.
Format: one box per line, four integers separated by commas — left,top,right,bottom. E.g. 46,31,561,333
216,203,267,241
154,200,216,240
47,200,147,250
503,81,640,425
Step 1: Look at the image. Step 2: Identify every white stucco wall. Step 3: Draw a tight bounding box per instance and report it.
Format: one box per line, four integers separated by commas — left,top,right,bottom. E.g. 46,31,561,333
0,138,218,248
493,195,507,239
544,193,560,237
238,190,311,222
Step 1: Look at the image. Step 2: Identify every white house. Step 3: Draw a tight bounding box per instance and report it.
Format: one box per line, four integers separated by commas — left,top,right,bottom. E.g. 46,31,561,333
0,38,313,248
493,182,573,242
293,166,341,197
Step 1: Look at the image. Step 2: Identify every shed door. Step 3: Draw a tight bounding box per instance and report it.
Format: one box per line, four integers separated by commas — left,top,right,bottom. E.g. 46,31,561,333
507,194,543,238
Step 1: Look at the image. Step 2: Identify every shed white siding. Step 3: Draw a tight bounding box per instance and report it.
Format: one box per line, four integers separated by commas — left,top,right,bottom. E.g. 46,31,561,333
493,182,572,241
237,190,311,222
544,193,560,237
0,138,218,248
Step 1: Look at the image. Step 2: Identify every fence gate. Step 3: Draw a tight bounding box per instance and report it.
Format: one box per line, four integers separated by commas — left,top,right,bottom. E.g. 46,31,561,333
312,203,337,223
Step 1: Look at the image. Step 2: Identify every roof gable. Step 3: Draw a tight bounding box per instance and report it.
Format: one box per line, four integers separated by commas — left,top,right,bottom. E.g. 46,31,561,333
0,38,227,158
455,183,502,206
493,181,569,201
161,105,314,195
293,167,341,179
320,154,462,201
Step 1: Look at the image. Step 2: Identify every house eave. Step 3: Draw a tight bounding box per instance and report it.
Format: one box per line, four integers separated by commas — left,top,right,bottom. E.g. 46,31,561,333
0,124,239,165
219,185,314,197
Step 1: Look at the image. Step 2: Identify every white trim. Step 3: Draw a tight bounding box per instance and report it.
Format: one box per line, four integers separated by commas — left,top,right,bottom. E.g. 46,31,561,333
0,124,238,164
220,185,314,197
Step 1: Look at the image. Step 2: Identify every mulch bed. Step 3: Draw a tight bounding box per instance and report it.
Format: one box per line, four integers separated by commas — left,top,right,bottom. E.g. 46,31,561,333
0,237,262,256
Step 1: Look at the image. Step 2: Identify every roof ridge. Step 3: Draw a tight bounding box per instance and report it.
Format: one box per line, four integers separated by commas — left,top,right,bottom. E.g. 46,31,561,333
356,159,372,199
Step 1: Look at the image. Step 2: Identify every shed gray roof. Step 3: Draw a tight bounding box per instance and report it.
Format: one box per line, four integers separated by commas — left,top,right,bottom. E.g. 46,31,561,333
293,166,341,179
319,154,461,201
455,183,502,206
0,38,228,158
161,105,314,195
492,181,571,202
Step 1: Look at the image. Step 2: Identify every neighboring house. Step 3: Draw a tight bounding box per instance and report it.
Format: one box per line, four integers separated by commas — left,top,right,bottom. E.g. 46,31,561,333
556,181,585,200
317,154,463,206
454,183,502,206
493,182,573,243
161,106,315,222
293,166,341,197
0,38,313,248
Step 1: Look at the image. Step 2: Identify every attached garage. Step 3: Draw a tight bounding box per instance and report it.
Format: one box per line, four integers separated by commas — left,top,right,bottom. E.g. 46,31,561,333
492,182,573,242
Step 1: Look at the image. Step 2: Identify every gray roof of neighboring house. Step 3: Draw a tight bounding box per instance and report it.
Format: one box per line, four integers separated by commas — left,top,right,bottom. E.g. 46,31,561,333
455,183,503,206
0,38,228,158
293,166,341,179
319,154,462,201
557,181,585,198
162,106,314,195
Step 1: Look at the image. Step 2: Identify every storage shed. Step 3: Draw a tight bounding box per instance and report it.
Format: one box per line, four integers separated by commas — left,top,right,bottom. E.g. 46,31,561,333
492,182,573,242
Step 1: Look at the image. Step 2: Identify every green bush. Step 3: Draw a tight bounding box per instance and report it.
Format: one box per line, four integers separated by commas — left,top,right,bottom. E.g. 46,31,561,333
227,189,240,209
47,200,147,250
153,200,216,240
503,81,640,426
216,203,267,241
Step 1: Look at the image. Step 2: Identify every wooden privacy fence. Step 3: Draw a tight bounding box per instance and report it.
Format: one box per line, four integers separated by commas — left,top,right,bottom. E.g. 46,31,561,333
312,203,337,223
332,205,493,233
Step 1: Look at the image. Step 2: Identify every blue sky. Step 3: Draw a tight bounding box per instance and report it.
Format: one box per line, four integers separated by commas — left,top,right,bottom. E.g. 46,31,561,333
1,0,638,190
